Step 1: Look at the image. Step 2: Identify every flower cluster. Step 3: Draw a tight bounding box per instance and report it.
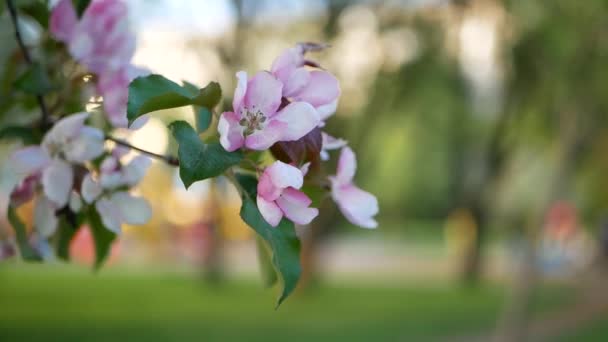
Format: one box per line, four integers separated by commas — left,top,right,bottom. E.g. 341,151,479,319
50,0,147,128
8,113,152,239
221,44,378,228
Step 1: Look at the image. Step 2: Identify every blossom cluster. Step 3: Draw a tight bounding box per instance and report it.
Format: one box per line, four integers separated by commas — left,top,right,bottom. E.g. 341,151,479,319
50,0,147,128
220,44,378,228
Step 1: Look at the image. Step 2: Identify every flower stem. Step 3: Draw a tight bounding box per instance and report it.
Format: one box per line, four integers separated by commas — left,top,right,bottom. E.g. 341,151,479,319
105,135,179,166
6,0,51,130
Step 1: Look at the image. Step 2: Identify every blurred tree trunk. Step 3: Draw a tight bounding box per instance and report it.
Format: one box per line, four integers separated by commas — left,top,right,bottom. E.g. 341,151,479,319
494,112,594,341
200,179,225,284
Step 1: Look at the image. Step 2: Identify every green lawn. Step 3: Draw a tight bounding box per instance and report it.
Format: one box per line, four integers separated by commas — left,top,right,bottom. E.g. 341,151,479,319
0,264,573,341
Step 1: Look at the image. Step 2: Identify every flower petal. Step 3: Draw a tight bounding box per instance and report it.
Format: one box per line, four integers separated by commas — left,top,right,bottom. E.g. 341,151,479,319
316,98,339,121
95,197,122,234
122,155,151,186
63,126,105,163
218,111,245,152
244,71,282,117
42,159,73,207
271,46,304,84
43,112,89,149
34,196,58,238
257,171,281,201
69,191,83,212
244,120,287,151
272,102,320,141
81,173,102,203
109,192,152,226
292,70,340,107
276,188,318,225
336,146,356,184
233,71,248,112
257,195,283,227
283,67,310,98
9,146,50,176
50,0,77,42
266,161,303,190
331,183,378,229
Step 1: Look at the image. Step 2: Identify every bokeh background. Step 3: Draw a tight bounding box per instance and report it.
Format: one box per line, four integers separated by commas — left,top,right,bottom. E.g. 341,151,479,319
2,0,608,340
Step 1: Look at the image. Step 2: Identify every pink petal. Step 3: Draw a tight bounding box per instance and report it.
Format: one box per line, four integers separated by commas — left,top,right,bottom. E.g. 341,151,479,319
218,111,245,152
332,183,378,229
34,196,58,238
265,161,303,190
10,175,39,207
257,171,281,202
283,67,310,98
95,197,122,234
243,71,282,117
292,70,340,107
9,146,50,176
244,120,287,151
109,192,151,226
233,71,248,112
271,46,304,84
50,0,77,43
42,159,73,207
321,132,347,161
316,98,339,121
272,101,320,141
336,146,356,184
276,188,318,225
257,195,283,227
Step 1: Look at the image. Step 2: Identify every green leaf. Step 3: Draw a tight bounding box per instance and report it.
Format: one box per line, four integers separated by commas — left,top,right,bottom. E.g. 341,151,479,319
7,206,41,261
256,236,278,287
86,206,116,270
71,0,91,17
0,125,39,144
127,75,221,126
169,120,242,189
55,214,81,261
236,174,302,308
195,107,213,133
14,63,54,95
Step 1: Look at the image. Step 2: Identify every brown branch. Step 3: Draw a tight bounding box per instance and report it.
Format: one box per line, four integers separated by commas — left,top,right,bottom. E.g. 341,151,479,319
105,135,179,166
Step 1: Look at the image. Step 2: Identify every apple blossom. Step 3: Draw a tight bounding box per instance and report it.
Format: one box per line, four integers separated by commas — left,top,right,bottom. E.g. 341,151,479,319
271,44,341,122
257,161,319,227
80,155,152,234
329,147,378,229
321,132,347,161
218,71,320,152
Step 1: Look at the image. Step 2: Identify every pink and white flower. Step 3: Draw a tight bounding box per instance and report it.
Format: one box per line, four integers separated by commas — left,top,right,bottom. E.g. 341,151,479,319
271,44,341,122
81,155,152,234
256,161,318,227
96,65,150,128
320,132,347,161
329,147,378,229
50,0,135,74
218,71,320,152
8,113,105,236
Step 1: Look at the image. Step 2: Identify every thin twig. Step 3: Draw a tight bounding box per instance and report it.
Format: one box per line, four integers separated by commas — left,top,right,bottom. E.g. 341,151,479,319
105,135,179,166
6,0,51,129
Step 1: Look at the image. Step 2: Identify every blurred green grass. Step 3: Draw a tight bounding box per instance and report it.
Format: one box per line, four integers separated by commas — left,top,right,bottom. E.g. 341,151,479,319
0,264,573,341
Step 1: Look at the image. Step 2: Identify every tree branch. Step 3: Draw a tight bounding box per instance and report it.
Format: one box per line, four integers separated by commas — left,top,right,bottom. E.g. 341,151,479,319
105,135,179,166
6,0,51,129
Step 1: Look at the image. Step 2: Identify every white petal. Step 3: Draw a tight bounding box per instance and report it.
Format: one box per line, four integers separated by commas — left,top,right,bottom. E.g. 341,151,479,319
336,147,356,184
9,146,51,176
63,126,105,163
81,173,102,203
122,155,151,186
257,195,283,227
34,196,58,237
42,112,89,148
266,161,303,190
109,192,151,226
272,102,320,141
42,159,73,207
95,198,122,234
69,191,82,212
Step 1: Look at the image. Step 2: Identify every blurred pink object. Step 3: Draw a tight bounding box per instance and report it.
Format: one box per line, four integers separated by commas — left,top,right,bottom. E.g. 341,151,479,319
330,147,378,229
